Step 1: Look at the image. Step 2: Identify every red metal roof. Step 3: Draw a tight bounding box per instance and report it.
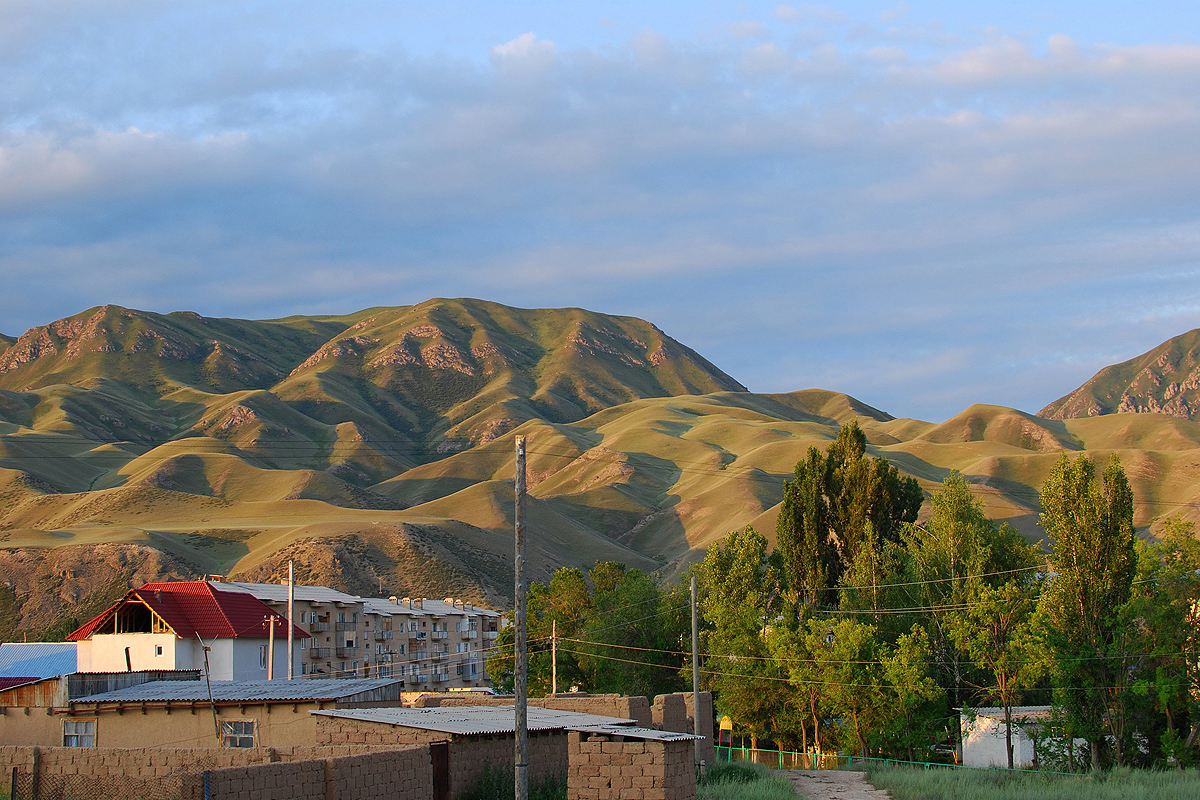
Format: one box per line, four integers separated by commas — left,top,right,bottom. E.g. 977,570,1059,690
0,677,41,692
67,582,311,642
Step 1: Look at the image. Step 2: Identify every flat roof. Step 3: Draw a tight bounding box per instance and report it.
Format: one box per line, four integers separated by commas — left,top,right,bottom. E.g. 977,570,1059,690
78,678,403,704
312,705,634,736
574,724,702,742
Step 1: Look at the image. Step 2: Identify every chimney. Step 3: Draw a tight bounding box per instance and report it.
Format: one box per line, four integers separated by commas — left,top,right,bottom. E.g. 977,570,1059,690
389,596,398,604
414,598,423,609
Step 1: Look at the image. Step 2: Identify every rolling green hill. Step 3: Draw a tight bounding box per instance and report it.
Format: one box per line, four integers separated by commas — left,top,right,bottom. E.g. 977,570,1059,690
2,302,1200,638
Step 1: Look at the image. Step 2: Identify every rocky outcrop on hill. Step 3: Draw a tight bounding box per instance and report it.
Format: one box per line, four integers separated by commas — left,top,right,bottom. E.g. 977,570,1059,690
1040,329,1200,420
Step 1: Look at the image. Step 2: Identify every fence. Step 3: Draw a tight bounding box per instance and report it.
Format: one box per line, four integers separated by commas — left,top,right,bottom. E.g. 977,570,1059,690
716,745,1082,777
8,762,191,800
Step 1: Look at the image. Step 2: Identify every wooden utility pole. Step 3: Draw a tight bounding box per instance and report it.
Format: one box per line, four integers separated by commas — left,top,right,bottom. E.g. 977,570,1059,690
691,574,701,768
287,560,295,680
197,634,220,744
551,619,557,696
265,615,277,680
514,435,528,800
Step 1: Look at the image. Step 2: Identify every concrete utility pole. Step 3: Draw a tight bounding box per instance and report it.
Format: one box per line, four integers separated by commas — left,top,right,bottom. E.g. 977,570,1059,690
551,619,557,696
287,560,295,680
514,435,529,800
691,574,701,768
265,615,277,680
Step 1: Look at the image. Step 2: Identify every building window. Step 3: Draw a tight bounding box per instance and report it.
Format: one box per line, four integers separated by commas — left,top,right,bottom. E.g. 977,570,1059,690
259,646,268,670
63,719,95,747
221,720,256,748
301,663,308,676
155,645,164,657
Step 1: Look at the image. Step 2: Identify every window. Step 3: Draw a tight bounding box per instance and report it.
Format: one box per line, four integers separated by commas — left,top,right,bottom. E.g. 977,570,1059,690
339,612,345,623
259,645,268,670
63,719,95,747
300,611,307,623
398,644,406,655
301,663,308,676
221,720,256,748
155,645,164,657
352,613,358,623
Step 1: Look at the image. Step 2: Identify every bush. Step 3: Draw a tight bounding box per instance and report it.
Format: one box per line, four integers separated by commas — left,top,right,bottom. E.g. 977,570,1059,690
699,761,796,800
456,762,566,800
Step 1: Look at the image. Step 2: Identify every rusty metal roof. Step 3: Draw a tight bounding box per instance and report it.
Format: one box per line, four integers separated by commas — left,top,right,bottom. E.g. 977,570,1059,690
78,678,403,704
311,705,634,736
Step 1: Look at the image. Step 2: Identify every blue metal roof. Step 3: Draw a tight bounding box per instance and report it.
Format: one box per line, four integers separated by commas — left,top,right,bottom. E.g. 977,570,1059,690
0,643,77,679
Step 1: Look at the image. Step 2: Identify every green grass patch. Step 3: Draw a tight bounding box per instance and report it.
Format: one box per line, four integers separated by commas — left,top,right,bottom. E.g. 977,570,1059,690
869,765,1200,800
700,761,797,800
456,761,566,800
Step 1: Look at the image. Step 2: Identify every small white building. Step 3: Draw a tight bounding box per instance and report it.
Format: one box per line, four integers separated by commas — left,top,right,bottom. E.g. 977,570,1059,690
68,582,310,681
961,706,1085,769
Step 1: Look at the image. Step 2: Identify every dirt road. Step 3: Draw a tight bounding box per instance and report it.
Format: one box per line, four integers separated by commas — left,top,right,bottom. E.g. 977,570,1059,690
785,770,892,800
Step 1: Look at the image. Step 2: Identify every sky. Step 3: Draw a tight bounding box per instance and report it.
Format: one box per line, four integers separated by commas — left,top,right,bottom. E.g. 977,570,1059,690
2,1,1199,422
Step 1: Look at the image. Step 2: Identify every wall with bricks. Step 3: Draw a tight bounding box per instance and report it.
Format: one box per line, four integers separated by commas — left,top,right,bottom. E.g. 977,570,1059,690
414,692,655,727
313,716,566,797
568,731,696,800
682,693,715,765
0,744,434,800
652,695,687,734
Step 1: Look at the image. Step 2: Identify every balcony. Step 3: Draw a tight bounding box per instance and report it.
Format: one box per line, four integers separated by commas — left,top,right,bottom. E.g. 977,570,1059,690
483,630,499,639
431,672,450,683
374,630,393,641
431,631,448,640
309,622,330,633
308,648,331,659
335,646,356,658
334,622,356,632
408,630,426,640
432,653,447,662
413,674,429,683
460,630,478,639
377,654,393,664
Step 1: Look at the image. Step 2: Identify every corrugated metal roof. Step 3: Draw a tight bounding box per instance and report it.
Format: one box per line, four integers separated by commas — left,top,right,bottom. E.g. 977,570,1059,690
220,582,362,605
573,724,702,742
78,678,404,704
68,583,312,642
311,705,635,736
0,677,41,692
0,642,78,679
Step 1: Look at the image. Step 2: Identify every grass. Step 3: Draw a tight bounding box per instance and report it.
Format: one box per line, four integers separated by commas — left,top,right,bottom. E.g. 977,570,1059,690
699,760,797,800
868,765,1200,800
456,762,566,800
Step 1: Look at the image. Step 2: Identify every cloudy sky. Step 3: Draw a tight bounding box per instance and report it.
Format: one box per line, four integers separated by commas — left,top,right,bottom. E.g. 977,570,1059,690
2,1,1199,421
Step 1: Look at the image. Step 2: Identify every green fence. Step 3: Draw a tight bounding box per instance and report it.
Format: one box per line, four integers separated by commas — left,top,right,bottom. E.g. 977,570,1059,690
716,745,1080,777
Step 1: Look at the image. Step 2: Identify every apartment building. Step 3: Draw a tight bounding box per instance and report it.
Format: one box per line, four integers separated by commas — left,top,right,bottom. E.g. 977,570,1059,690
219,582,501,690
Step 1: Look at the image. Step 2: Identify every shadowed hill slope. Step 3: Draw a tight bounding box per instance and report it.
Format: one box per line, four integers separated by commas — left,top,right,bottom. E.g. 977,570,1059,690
1041,328,1200,420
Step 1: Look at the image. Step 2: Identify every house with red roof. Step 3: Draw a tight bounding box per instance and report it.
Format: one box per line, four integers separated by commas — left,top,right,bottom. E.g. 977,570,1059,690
68,582,310,681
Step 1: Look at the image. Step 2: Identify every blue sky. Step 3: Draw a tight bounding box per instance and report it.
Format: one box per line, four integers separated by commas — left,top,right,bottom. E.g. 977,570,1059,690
2,1,1199,421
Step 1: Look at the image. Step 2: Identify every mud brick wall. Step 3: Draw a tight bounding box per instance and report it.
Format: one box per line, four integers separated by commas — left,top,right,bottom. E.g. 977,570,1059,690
176,747,434,800
652,695,687,734
682,692,715,765
313,717,567,797
567,732,696,800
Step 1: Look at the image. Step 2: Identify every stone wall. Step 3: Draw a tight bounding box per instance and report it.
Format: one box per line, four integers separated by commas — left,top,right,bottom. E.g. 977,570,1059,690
568,731,696,800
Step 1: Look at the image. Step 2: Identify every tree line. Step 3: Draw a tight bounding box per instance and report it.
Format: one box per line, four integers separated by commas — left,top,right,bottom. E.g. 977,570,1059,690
487,421,1200,771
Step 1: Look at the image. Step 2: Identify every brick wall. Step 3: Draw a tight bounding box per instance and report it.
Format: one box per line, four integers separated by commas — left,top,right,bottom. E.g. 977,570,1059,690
416,693,655,727
0,744,434,800
313,716,567,797
652,695,687,733
176,747,434,800
567,731,696,800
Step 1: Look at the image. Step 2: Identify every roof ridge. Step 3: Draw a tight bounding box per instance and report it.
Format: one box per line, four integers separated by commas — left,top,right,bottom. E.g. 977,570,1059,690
205,582,246,639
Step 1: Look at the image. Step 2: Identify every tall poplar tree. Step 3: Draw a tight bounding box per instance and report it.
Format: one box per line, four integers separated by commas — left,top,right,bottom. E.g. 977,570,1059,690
1036,453,1136,770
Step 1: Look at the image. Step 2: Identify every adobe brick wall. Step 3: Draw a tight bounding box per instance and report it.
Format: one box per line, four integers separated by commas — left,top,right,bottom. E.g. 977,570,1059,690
652,695,687,733
1,744,434,800
682,692,715,765
567,731,696,800
176,747,434,800
313,717,567,797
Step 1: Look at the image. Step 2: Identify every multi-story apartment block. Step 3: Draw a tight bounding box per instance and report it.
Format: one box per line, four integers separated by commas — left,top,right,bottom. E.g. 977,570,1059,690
218,581,501,690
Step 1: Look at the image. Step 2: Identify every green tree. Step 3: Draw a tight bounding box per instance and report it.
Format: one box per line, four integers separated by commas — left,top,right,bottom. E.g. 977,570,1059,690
806,617,889,757
700,526,789,748
777,421,921,610
949,578,1041,768
882,625,944,762
1036,453,1137,770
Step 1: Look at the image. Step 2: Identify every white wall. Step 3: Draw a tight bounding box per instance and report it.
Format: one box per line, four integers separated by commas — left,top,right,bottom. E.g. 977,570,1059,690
962,714,1037,768
82,634,182,673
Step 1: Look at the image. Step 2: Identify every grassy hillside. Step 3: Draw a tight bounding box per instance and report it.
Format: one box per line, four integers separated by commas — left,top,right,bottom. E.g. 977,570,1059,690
3,301,1200,638
1041,328,1200,420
